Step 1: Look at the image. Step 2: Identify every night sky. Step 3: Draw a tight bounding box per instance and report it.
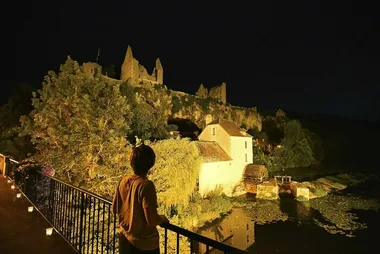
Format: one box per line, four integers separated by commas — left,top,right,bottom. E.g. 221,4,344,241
3,0,379,121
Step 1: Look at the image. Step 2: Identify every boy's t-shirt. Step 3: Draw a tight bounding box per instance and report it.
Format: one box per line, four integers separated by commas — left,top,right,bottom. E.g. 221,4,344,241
112,174,159,250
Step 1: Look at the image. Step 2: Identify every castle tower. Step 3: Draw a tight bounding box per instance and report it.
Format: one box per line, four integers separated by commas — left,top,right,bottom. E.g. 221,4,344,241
196,84,208,98
155,58,163,84
121,45,134,82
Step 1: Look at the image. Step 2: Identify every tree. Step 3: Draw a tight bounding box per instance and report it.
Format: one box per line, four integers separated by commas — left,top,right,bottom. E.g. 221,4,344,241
278,120,316,168
148,138,202,212
21,57,133,197
0,82,36,159
262,117,284,143
120,83,172,143
304,128,324,162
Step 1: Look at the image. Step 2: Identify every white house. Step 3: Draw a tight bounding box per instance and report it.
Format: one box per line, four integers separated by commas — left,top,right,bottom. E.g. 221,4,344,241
196,115,253,196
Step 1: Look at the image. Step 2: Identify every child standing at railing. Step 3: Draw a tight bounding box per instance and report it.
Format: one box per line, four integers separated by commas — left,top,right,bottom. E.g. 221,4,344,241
112,144,169,254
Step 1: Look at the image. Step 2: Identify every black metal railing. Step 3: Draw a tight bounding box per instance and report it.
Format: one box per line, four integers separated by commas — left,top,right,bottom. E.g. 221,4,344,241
5,158,249,254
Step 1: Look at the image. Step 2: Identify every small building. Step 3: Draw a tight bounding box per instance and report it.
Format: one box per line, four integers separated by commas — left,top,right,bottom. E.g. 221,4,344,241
197,115,253,196
243,164,269,194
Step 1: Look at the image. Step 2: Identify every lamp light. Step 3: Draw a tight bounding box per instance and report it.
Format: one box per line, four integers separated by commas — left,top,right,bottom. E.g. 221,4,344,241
7,179,11,183
16,193,22,198
3,175,6,178
46,228,53,236
28,206,34,212
11,184,15,189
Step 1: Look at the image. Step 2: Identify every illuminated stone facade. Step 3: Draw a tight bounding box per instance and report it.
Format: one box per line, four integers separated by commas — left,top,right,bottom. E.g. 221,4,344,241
121,45,163,85
196,82,227,104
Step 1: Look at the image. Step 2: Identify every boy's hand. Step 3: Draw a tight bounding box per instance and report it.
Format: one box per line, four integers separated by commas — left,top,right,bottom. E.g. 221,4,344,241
159,215,169,226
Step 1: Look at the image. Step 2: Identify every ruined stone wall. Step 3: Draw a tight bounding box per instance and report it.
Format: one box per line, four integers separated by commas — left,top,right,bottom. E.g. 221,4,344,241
196,82,227,104
121,45,163,85
171,90,262,131
83,62,102,75
195,84,208,98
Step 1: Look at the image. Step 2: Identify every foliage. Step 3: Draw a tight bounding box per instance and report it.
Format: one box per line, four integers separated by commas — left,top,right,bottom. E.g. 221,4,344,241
242,199,288,225
303,128,324,162
20,57,132,197
149,138,202,211
171,95,181,114
177,192,233,230
0,82,36,159
180,94,194,107
253,119,317,171
248,126,267,140
278,120,316,168
262,117,284,143
195,97,211,113
120,83,171,143
311,194,380,236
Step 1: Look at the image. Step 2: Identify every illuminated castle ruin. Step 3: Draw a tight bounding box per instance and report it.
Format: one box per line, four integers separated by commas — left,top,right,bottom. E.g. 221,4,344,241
121,45,163,85
82,46,229,104
196,82,227,104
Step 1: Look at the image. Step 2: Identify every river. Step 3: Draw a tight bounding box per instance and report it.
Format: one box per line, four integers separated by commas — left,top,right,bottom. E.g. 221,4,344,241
197,177,380,254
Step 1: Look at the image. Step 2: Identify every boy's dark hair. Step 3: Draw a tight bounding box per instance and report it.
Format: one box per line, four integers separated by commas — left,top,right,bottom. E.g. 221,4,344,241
130,144,156,175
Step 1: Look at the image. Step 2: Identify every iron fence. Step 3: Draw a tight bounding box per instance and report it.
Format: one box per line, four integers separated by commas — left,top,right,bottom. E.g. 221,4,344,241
5,158,248,254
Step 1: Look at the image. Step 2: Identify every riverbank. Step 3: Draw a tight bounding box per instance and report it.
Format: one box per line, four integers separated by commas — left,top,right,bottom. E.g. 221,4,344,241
197,172,380,253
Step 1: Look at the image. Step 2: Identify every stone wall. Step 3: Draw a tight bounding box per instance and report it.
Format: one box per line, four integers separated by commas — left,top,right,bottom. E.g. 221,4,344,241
171,91,262,131
121,45,163,85
256,182,279,200
196,82,226,104
83,62,102,76
208,82,226,104
290,182,310,201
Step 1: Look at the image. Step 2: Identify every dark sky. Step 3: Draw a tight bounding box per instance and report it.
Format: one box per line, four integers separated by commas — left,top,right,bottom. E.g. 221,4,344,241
3,0,379,121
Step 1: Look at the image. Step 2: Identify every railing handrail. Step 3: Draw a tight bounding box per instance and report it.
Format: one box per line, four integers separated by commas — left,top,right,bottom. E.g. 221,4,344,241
4,155,250,253
49,173,247,253
47,174,113,204
163,223,247,253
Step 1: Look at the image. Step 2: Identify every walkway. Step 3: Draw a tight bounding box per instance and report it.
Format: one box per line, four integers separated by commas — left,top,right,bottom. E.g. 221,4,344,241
0,177,78,254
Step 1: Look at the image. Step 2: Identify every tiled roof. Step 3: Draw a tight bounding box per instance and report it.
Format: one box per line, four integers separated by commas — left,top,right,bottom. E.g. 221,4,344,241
196,141,232,163
208,119,252,137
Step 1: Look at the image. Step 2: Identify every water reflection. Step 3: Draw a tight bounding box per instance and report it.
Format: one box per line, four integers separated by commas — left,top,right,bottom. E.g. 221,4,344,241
197,192,379,254
197,208,255,253
279,194,312,222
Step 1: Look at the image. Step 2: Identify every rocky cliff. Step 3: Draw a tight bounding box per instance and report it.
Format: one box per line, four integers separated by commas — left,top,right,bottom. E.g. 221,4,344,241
126,83,262,131
170,90,262,131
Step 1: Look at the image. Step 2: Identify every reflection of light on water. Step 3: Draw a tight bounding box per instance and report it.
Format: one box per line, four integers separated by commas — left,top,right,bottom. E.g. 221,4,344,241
198,208,254,253
296,201,312,220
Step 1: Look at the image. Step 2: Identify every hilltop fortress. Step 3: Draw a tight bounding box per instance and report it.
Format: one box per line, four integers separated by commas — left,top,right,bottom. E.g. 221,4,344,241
83,45,227,104
121,45,164,85
82,46,262,130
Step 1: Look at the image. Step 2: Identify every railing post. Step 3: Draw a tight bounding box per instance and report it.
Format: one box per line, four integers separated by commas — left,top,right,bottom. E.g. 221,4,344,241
48,179,55,223
78,192,85,253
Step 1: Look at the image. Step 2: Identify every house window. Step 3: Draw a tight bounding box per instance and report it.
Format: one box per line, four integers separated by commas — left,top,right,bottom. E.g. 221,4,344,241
245,153,247,162
245,141,247,149
212,127,216,136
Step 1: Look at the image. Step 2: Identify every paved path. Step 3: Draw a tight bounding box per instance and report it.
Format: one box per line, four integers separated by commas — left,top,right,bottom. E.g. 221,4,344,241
0,177,78,254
